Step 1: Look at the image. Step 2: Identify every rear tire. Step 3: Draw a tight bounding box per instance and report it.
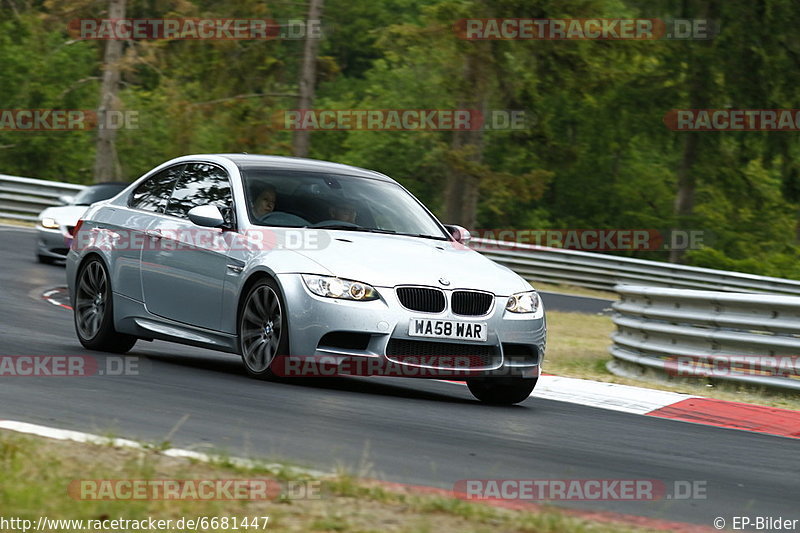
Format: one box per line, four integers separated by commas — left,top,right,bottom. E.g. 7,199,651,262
467,377,537,405
74,257,137,353
239,278,289,380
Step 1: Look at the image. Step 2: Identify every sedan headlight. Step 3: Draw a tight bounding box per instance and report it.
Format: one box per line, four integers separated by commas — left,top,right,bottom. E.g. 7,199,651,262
506,290,540,313
40,217,60,229
302,274,379,301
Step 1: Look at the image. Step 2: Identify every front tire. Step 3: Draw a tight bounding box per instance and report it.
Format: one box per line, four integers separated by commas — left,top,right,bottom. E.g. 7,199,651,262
467,377,537,405
74,257,137,353
239,278,289,379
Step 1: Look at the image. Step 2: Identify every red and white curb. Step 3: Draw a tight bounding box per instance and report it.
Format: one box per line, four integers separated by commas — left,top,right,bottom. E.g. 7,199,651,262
447,375,800,439
647,398,800,439
0,419,716,533
533,374,696,414
42,287,72,310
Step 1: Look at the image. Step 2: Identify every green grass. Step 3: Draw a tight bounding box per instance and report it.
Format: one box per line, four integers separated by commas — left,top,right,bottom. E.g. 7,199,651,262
0,217,35,227
0,430,666,533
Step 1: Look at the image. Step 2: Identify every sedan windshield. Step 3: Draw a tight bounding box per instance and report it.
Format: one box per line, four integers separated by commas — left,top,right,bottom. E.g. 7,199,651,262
241,168,449,240
72,183,127,206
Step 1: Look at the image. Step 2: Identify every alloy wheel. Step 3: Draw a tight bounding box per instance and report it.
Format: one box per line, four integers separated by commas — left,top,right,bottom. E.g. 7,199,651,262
241,285,283,373
75,260,108,340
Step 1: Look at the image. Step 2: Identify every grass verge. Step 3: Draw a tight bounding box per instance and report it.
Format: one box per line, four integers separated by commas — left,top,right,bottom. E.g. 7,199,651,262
0,217,35,227
0,430,668,533
545,311,800,411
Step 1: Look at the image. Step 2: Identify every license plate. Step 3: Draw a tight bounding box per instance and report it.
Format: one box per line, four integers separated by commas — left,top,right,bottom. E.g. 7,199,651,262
408,318,488,342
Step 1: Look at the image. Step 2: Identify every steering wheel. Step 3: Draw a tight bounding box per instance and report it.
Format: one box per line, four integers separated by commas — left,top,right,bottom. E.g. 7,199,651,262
310,219,360,228
257,212,310,226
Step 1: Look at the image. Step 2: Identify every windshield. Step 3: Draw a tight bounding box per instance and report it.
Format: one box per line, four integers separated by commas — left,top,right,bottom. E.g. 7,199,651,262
72,183,127,206
241,168,449,240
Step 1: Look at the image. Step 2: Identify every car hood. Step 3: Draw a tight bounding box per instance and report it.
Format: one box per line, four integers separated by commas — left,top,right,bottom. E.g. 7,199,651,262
38,205,88,226
287,230,531,295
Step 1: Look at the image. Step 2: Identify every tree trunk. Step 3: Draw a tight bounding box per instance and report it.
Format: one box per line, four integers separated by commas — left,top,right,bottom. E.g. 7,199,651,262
669,0,716,263
443,45,489,228
92,0,125,183
669,133,699,262
292,0,324,158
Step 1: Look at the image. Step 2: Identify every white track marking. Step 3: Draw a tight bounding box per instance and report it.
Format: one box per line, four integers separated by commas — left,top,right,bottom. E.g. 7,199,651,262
532,375,696,414
438,375,695,414
0,420,326,477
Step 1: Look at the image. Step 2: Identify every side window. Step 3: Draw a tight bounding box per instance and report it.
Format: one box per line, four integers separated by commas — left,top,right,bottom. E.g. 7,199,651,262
165,163,235,226
129,165,184,212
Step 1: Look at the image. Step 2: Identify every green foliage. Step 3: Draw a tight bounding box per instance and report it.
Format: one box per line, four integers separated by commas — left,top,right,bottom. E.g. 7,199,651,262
1,0,800,278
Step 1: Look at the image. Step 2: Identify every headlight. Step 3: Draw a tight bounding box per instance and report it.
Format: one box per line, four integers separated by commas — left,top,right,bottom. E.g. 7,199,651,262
40,217,60,229
302,274,379,301
506,290,540,313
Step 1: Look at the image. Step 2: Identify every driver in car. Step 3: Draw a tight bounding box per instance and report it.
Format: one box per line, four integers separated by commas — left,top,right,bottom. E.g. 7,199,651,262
253,184,277,218
329,200,357,223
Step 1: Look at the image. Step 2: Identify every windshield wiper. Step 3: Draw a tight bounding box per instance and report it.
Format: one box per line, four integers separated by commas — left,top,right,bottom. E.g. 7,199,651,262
307,224,447,240
308,224,397,235
394,232,449,241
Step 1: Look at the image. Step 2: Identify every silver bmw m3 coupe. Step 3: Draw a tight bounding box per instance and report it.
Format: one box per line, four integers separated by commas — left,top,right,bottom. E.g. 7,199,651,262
66,154,546,404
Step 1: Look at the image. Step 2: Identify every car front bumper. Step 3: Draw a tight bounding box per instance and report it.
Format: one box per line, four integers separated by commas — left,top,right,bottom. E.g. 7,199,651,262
275,273,546,379
36,227,72,260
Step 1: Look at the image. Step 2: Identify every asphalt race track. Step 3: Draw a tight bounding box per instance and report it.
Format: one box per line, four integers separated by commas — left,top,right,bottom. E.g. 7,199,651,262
0,226,796,527
538,291,613,315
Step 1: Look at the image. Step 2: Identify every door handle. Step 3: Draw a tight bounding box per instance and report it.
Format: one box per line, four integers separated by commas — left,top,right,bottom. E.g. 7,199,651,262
145,229,163,240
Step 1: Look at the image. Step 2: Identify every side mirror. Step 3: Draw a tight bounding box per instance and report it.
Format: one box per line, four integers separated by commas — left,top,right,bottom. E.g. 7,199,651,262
188,205,225,228
58,195,75,206
444,224,471,245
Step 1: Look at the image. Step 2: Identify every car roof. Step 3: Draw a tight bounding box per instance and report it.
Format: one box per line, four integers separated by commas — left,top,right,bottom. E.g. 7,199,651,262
214,154,398,184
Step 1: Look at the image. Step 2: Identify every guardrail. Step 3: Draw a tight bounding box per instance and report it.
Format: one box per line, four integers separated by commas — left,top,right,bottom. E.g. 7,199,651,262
0,174,85,222
608,284,800,391
470,238,800,296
